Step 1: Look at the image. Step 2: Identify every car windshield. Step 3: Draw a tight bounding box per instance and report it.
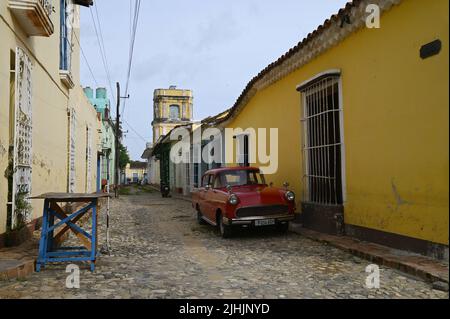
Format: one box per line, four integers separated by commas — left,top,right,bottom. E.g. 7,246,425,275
217,170,266,187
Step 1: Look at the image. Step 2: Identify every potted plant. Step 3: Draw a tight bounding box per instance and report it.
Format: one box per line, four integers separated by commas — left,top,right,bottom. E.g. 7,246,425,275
4,150,32,247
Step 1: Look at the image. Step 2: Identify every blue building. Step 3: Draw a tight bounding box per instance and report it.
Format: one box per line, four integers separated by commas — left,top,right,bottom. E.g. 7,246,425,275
84,87,116,191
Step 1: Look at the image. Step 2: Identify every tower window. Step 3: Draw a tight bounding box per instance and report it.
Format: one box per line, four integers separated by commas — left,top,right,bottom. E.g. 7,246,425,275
169,104,180,119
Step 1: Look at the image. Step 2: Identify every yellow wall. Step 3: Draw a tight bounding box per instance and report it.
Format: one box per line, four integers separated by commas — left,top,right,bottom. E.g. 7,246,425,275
125,164,146,182
226,0,448,245
0,2,99,234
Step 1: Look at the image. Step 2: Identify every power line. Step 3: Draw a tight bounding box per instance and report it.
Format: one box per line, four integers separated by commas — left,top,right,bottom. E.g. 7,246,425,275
121,0,141,118
121,0,141,116
89,4,116,104
129,0,133,40
93,1,113,91
123,119,147,142
73,32,98,88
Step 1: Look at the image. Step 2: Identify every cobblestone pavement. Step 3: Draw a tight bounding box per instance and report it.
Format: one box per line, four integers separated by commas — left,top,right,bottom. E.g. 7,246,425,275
0,186,447,299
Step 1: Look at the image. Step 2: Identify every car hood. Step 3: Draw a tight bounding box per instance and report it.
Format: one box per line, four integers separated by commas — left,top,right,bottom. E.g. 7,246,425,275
231,185,287,206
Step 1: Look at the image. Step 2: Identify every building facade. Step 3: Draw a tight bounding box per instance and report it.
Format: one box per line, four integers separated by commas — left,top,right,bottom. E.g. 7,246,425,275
124,161,147,184
84,87,116,191
150,111,228,197
189,110,229,192
0,0,99,246
216,0,448,259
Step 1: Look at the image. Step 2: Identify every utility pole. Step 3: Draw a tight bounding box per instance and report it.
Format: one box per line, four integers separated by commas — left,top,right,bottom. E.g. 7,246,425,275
115,82,120,198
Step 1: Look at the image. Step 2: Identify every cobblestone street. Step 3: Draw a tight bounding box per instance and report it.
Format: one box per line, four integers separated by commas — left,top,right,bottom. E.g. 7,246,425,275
0,187,447,299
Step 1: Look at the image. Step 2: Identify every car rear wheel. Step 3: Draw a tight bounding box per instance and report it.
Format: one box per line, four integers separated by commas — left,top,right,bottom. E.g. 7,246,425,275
218,213,232,238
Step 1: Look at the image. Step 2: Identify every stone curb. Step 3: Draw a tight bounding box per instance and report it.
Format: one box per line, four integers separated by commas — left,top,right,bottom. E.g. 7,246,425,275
0,259,36,281
289,223,449,285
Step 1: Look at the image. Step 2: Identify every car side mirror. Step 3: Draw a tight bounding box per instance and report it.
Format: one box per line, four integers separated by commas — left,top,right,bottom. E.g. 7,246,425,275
283,181,289,190
205,184,211,191
226,184,232,193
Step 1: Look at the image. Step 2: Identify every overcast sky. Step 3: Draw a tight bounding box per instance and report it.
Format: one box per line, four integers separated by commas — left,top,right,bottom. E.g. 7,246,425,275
79,0,349,160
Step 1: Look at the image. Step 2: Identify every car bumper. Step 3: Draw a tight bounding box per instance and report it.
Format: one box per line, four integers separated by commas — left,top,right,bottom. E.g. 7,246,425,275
223,213,295,226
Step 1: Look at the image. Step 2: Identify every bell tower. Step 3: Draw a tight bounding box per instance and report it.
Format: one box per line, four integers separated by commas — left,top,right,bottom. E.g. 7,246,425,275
152,86,193,143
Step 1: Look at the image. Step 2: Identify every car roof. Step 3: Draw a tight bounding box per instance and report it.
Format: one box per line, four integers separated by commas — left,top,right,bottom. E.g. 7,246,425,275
204,166,260,175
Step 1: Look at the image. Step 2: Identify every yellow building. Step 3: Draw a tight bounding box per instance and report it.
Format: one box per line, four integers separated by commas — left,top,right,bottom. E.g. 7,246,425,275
124,161,147,184
152,86,193,143
218,0,448,259
0,0,100,246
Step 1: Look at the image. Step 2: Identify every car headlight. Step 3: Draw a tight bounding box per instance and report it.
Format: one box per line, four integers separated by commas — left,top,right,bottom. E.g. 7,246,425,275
228,194,239,205
285,191,295,201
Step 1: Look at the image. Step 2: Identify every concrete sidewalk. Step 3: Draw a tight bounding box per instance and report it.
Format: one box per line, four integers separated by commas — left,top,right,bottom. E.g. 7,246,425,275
290,222,449,288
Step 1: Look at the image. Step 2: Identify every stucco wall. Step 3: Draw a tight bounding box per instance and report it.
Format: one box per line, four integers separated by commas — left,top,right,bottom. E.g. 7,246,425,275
0,2,99,234
226,0,449,245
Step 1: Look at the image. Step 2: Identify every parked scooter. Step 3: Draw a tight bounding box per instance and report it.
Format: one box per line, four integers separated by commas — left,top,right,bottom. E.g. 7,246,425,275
160,182,170,198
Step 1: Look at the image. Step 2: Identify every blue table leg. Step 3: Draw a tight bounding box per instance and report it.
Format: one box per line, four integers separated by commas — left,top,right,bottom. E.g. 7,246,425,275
47,208,55,252
37,199,49,272
90,199,98,272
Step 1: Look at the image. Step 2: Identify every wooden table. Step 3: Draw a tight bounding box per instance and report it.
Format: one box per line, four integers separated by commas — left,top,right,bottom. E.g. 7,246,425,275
30,193,110,272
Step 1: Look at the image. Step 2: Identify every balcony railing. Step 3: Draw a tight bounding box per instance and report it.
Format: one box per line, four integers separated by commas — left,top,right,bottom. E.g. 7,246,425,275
9,0,54,37
40,0,53,15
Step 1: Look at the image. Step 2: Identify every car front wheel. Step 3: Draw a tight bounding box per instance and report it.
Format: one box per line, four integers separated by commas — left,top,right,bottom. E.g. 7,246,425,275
218,213,232,238
197,208,207,225
277,222,289,233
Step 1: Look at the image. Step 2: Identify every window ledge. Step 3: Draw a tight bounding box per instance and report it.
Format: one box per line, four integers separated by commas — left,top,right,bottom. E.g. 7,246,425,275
59,70,74,89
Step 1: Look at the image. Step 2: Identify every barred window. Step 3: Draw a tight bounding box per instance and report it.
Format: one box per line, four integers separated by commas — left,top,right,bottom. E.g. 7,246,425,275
299,74,344,205
68,108,76,193
86,125,93,193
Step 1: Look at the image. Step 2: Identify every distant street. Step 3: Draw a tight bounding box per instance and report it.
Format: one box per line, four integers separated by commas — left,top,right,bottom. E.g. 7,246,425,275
0,186,447,299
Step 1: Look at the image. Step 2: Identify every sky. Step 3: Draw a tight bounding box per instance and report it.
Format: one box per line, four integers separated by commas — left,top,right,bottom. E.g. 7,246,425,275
79,0,349,160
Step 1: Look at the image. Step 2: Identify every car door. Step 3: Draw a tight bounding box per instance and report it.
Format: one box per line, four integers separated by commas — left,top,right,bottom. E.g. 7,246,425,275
198,174,211,219
205,174,221,222
210,173,226,220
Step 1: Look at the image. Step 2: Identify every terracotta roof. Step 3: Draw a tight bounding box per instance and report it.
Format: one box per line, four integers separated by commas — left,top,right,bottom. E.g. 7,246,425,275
215,0,382,125
201,109,231,126
129,161,147,169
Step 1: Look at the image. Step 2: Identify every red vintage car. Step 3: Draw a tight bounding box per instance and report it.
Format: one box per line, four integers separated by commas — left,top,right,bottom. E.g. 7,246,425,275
192,167,296,237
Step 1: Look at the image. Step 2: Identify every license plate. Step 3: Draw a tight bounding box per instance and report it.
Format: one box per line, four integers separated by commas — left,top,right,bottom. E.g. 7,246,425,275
254,219,275,226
